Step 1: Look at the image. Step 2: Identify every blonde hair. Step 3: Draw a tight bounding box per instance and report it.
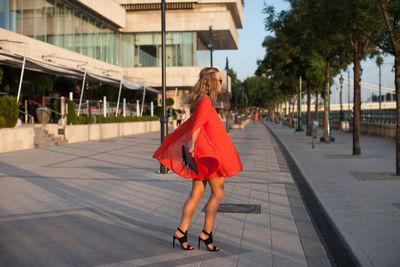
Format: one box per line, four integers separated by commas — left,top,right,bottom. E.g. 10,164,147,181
189,67,220,108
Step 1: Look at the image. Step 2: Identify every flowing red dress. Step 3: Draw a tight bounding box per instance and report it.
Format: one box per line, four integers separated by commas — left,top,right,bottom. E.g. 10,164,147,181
153,97,243,180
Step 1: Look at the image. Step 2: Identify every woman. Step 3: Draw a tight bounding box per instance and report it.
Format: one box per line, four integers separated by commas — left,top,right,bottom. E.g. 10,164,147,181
153,67,242,252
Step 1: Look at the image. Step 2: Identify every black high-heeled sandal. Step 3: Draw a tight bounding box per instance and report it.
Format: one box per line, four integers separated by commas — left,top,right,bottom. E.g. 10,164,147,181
173,228,194,250
198,229,220,252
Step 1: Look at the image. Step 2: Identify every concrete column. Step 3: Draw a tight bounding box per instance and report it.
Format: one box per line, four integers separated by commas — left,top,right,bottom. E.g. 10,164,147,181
136,100,140,116
151,101,154,117
69,92,73,101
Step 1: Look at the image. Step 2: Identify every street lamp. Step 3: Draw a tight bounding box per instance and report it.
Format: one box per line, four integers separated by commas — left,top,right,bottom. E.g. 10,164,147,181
159,0,168,174
225,57,229,132
296,76,304,132
347,70,350,114
339,75,344,121
208,26,215,67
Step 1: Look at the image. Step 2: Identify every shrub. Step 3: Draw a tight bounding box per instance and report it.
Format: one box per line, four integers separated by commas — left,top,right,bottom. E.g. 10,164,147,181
96,115,159,123
67,100,76,124
51,99,61,123
166,98,174,106
72,116,94,125
66,100,93,125
0,96,19,128
0,116,6,128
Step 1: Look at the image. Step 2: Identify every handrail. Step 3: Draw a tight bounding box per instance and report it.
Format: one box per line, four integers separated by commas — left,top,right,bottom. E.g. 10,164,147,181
19,109,34,124
27,100,63,116
19,109,34,118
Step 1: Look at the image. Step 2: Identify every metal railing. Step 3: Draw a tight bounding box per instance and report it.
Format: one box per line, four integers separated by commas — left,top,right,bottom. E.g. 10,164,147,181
302,109,396,125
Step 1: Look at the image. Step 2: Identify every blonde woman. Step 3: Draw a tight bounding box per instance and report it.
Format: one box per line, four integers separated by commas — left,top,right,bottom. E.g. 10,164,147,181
153,67,242,251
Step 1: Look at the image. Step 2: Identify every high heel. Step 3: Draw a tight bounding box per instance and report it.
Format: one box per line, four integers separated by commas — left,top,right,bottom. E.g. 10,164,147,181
173,228,194,250
198,229,220,251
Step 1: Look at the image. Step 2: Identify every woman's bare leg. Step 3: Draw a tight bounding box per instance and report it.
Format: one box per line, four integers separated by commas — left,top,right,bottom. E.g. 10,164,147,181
200,177,224,250
175,179,206,248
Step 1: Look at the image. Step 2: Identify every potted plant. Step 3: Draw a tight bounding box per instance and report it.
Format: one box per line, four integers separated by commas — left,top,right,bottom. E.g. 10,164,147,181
33,75,53,123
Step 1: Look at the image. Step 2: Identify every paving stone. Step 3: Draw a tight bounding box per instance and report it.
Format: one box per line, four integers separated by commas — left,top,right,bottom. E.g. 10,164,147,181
0,123,330,266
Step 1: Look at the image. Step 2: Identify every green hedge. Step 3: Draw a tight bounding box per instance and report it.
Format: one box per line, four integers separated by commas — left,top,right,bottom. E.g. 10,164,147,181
67,100,94,125
71,116,94,125
67,100,158,125
0,116,6,128
0,96,19,128
97,115,159,124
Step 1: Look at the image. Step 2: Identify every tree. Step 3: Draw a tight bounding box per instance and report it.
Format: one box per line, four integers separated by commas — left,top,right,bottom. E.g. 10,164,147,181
368,0,400,175
303,0,350,143
337,0,379,155
33,75,53,104
227,68,242,111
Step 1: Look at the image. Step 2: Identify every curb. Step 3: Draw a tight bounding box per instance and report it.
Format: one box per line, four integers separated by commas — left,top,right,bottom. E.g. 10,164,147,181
265,122,361,267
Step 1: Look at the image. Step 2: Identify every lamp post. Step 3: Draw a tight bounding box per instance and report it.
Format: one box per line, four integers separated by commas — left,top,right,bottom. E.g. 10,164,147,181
159,0,168,174
348,70,350,114
376,55,383,111
339,75,344,121
208,26,215,67
296,76,304,131
225,57,229,132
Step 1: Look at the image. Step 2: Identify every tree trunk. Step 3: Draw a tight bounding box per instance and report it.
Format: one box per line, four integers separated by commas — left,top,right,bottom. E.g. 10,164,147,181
271,105,275,122
315,92,319,121
395,55,400,175
288,99,292,127
353,49,361,155
379,0,400,174
323,60,330,143
306,86,311,136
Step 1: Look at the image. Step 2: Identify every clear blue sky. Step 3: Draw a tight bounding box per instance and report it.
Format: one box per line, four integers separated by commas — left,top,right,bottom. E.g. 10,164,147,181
214,0,395,103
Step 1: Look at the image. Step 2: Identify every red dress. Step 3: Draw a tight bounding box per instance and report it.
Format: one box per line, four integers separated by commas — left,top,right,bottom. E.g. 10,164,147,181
153,97,243,180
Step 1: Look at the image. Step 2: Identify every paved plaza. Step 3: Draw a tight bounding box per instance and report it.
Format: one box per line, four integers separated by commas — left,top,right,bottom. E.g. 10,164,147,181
0,121,398,266
0,122,330,267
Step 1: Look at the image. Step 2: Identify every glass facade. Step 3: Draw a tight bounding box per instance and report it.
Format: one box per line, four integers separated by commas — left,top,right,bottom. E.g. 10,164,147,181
121,32,195,68
1,0,120,65
1,1,202,69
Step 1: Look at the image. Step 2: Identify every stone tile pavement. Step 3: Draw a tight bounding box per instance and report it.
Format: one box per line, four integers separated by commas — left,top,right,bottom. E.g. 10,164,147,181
0,122,331,266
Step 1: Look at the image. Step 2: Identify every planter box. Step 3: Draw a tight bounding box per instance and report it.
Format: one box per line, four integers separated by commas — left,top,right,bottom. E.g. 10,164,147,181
43,120,160,144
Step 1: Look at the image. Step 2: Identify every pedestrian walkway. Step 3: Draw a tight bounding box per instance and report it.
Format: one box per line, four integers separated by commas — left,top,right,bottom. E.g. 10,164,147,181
266,121,399,267
0,122,331,266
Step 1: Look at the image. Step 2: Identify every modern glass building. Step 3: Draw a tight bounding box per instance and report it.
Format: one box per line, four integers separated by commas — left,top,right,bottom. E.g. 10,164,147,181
1,0,121,65
0,0,244,110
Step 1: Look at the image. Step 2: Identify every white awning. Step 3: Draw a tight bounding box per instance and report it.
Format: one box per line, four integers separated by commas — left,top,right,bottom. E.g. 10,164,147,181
0,51,159,93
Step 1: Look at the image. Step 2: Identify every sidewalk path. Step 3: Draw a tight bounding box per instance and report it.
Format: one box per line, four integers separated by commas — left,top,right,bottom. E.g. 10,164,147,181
266,121,399,267
0,123,330,266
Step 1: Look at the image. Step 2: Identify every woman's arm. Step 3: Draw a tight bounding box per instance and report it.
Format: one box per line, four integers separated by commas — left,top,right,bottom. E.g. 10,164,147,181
188,127,200,156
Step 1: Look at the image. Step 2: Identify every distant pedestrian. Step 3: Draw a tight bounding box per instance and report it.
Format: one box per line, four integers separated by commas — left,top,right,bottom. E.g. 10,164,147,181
153,67,243,252
181,110,186,122
176,110,182,127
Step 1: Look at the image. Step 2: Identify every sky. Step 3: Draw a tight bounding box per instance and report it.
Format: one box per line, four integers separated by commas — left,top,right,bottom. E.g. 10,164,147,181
213,0,396,104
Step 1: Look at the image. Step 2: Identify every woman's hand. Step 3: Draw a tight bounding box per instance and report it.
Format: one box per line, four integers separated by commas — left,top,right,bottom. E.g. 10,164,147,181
188,140,194,157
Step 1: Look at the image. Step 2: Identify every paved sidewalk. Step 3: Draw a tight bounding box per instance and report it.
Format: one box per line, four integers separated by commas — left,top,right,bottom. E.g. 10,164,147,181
0,123,330,266
266,121,399,267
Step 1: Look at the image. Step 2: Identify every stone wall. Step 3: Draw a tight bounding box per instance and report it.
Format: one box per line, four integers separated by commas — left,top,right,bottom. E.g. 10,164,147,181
43,121,160,144
0,121,160,153
0,127,34,153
